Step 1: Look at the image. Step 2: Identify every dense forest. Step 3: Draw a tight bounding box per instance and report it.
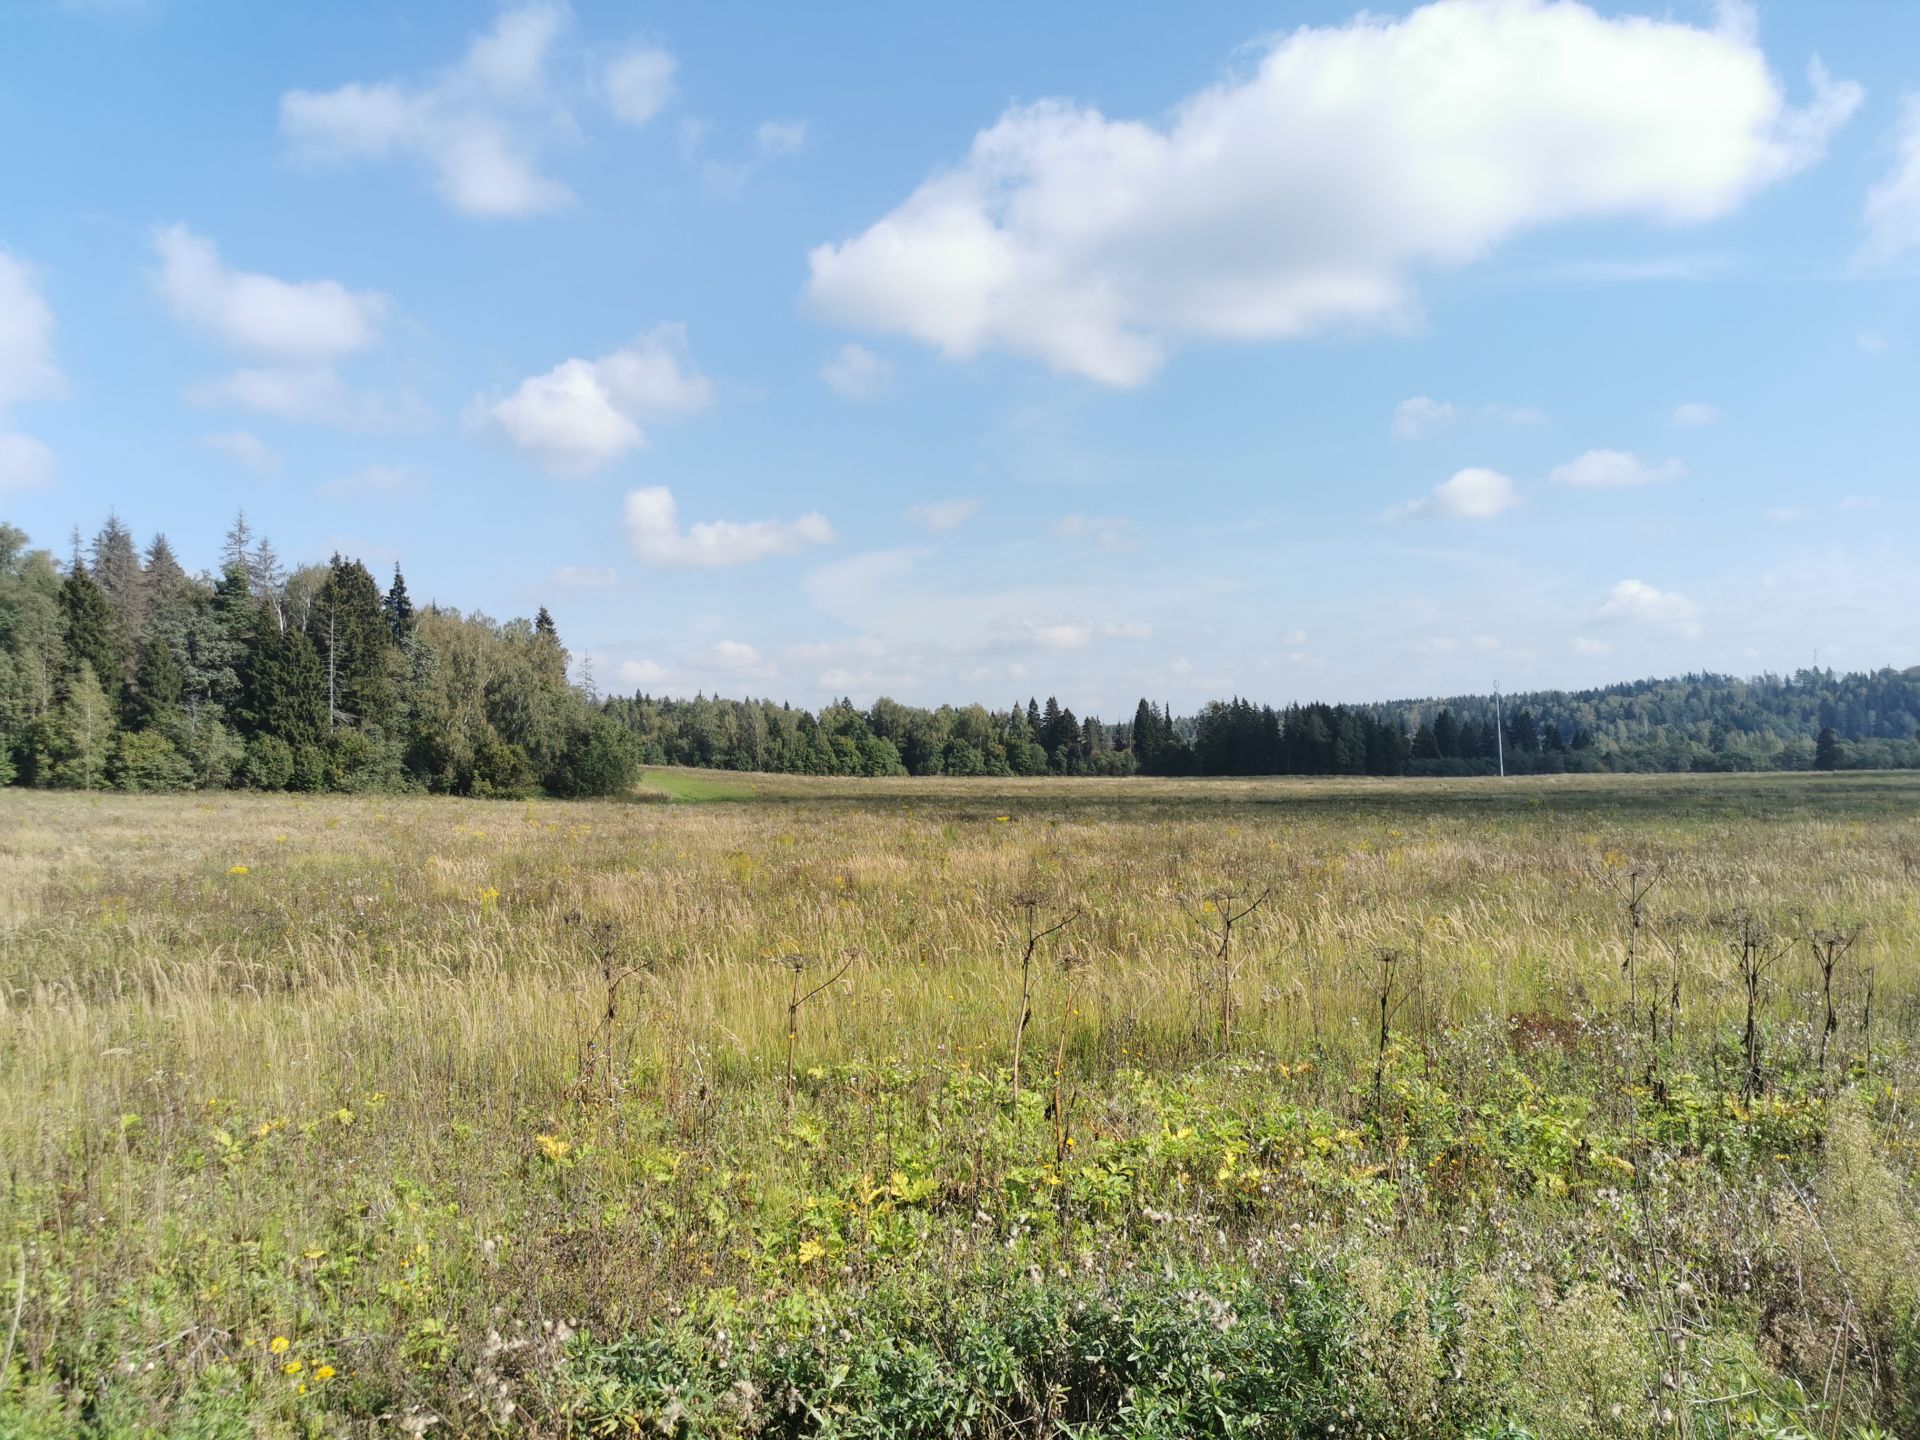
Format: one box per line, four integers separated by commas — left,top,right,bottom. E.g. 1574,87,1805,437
0,517,636,796
3,514,1915,793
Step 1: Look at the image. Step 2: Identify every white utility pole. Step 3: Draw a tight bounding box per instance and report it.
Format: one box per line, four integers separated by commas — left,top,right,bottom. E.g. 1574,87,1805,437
1494,684,1506,778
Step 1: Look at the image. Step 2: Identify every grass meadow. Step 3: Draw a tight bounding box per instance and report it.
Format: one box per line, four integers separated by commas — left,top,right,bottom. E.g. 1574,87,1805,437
2,769,1918,1438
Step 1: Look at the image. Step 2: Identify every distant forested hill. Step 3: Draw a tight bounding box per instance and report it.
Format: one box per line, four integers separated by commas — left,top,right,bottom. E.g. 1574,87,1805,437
605,668,1920,779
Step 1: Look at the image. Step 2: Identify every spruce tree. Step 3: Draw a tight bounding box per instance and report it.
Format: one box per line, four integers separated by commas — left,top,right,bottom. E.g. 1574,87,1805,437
125,632,184,731
89,513,146,648
307,555,393,730
59,563,123,696
384,565,416,642
1814,726,1842,771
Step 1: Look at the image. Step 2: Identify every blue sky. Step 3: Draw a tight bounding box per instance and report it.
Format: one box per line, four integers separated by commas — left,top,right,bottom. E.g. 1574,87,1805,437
2,0,1916,717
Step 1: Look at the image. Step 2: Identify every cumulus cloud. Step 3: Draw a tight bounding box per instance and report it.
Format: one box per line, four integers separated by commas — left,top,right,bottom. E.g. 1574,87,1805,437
1030,621,1093,650
202,430,281,474
807,0,1859,385
0,250,62,407
1387,467,1519,520
1599,578,1701,634
0,430,55,492
603,43,675,126
699,639,763,670
1671,401,1720,426
468,325,712,475
905,497,977,531
624,485,833,567
280,2,580,217
153,226,415,429
821,342,893,398
619,658,669,685
1549,448,1687,488
153,224,385,360
0,250,60,487
1861,96,1920,265
1391,396,1456,439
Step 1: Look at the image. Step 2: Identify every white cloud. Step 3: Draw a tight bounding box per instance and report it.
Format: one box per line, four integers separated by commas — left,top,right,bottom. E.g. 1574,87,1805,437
1280,628,1308,646
152,226,413,429
1764,506,1806,522
808,1,1858,385
0,431,56,492
1599,578,1701,635
202,430,281,474
469,325,712,475
1840,494,1880,511
1103,620,1152,640
1671,401,1720,426
905,497,977,531
603,43,675,127
1391,395,1456,439
1573,637,1613,656
0,250,62,407
280,3,579,217
695,117,809,197
1054,513,1137,550
1861,96,1920,265
152,224,385,360
624,485,833,567
821,342,894,398
0,251,60,487
700,639,762,670
549,564,619,590
1549,448,1687,489
187,365,423,430
1031,621,1092,650
1388,467,1519,520
1493,405,1550,427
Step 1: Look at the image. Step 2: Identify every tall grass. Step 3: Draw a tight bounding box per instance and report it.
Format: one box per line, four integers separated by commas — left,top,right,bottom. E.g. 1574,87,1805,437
1,771,1916,1437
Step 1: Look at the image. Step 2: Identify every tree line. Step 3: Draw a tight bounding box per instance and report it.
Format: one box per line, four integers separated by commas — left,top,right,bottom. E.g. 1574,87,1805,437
5,513,1914,793
0,516,636,796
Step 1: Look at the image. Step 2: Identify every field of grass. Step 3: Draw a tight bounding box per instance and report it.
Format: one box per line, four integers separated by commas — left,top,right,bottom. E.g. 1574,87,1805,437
2,770,1917,1438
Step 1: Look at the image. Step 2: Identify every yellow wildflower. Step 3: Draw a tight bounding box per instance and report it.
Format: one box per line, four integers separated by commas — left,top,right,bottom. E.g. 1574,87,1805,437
314,1364,336,1381
227,864,249,876
269,1336,290,1355
535,1133,571,1164
283,1359,303,1375
796,1238,825,1265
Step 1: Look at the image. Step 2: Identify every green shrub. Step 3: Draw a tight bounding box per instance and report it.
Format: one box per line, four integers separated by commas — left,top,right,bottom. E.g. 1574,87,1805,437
241,733,294,789
109,729,196,792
